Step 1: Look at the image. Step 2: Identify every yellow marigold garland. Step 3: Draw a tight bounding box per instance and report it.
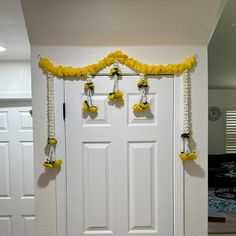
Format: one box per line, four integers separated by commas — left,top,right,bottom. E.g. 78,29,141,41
38,50,196,77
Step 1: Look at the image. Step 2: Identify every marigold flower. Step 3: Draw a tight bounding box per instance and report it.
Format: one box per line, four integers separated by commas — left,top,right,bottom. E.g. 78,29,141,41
132,102,150,111
108,90,123,101
48,138,57,145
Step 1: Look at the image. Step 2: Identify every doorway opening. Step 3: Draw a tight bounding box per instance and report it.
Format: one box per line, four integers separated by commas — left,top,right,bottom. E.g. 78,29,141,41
208,0,236,234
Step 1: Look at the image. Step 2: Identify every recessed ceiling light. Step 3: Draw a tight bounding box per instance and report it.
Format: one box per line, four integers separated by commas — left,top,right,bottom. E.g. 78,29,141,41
0,46,7,52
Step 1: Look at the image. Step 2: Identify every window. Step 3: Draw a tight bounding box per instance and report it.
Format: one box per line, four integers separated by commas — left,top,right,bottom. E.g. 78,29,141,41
225,109,236,153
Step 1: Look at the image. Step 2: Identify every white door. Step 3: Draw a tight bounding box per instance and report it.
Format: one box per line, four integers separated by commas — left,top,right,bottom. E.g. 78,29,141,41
65,75,173,236
0,103,35,236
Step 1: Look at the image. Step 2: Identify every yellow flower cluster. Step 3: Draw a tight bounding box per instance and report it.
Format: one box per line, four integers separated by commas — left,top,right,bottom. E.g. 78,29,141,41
43,159,62,168
48,138,57,145
109,68,122,76
82,101,98,113
84,82,94,90
133,102,150,111
178,152,197,161
108,90,123,101
137,79,148,88
38,50,196,77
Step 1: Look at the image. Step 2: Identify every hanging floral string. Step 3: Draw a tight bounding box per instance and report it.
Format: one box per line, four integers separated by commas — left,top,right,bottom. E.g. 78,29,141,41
82,74,98,112
108,60,123,101
133,74,150,111
179,70,197,161
43,75,62,168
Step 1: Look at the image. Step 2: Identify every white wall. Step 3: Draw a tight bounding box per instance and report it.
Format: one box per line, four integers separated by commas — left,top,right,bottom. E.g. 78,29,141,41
31,45,208,236
0,61,31,99
208,89,236,154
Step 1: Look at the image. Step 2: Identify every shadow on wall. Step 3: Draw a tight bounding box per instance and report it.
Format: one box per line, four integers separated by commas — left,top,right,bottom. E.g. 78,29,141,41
37,168,60,188
37,144,61,188
185,161,206,178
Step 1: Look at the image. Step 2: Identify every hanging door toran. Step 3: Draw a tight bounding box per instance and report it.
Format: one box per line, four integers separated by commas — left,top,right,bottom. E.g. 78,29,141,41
38,50,197,236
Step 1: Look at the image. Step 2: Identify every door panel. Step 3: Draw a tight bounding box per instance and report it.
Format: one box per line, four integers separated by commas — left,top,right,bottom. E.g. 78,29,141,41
128,141,157,232
65,75,173,236
83,142,112,233
0,105,35,236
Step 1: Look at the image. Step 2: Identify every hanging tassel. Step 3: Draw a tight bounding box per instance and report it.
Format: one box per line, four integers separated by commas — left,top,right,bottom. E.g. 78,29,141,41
83,74,98,112
108,60,123,101
43,75,62,168
132,73,150,111
179,69,197,161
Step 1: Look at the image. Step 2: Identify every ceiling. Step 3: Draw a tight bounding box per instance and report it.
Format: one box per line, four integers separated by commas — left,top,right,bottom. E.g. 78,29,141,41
209,0,236,88
0,0,30,60
21,0,224,46
0,0,226,61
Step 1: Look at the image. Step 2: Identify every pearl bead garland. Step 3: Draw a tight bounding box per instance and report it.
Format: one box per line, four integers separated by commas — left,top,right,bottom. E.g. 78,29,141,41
42,75,62,168
47,75,56,162
139,73,147,103
47,75,56,139
183,69,190,134
178,69,197,161
86,74,94,107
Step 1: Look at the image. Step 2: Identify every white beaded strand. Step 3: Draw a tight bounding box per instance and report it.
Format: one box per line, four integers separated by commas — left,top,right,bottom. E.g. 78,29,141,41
86,74,93,107
47,75,56,139
112,60,120,92
183,69,190,134
179,68,197,161
139,73,147,103
113,74,119,92
182,69,191,154
47,75,56,162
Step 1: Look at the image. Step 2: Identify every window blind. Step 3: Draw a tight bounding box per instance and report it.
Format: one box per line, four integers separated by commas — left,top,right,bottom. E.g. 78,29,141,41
225,110,236,153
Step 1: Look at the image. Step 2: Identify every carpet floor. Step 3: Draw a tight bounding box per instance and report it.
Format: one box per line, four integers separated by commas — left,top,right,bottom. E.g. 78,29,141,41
209,189,236,234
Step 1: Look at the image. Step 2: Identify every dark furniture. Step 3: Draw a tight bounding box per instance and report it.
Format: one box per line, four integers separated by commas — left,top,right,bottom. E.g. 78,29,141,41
208,154,236,188
215,173,236,199
208,154,236,223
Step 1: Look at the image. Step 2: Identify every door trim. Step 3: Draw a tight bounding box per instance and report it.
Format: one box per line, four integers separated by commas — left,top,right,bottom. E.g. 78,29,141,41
55,80,67,236
173,77,184,236
55,78,184,236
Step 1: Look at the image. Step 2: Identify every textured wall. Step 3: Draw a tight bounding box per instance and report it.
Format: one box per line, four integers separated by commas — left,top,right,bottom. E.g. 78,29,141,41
31,45,208,236
0,61,31,98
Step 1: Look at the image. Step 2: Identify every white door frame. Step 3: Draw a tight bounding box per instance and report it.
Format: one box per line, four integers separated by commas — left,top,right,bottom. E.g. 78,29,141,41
55,77,184,236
